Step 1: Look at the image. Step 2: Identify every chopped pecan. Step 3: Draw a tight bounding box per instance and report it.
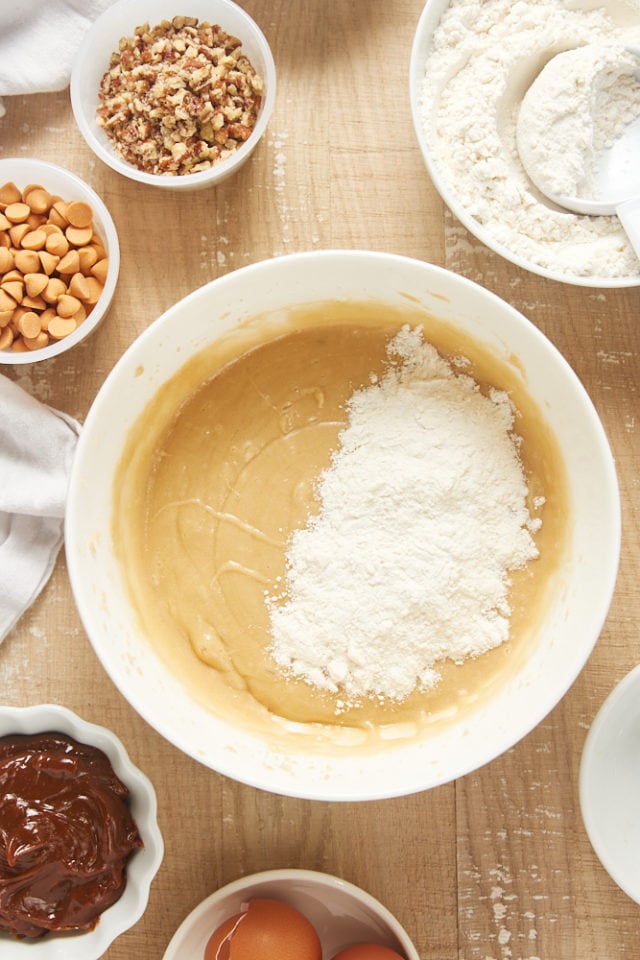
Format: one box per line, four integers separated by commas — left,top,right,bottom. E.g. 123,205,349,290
96,16,264,177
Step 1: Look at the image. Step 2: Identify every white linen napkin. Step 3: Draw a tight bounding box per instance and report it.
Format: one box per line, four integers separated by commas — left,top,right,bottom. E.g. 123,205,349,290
0,0,117,118
0,376,80,643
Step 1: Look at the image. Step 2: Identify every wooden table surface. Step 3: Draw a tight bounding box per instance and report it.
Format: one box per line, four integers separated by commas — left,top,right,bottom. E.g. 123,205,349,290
2,2,639,958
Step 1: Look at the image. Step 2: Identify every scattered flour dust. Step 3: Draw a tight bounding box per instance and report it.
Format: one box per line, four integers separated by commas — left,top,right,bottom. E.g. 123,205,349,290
267,327,542,709
420,0,640,280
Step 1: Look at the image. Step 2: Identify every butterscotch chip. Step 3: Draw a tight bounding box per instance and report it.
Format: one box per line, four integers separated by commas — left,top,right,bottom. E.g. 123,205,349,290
0,181,21,206
1,280,24,303
90,258,109,285
83,276,103,304
56,293,82,318
68,272,91,300
39,307,57,332
15,250,41,274
0,289,16,311
22,293,46,311
51,201,70,226
78,246,98,273
2,269,23,284
42,277,67,304
9,223,30,246
4,202,31,223
23,330,50,350
0,309,13,327
26,213,45,230
0,248,14,272
21,183,44,201
0,326,13,348
65,225,93,246
45,232,69,257
21,229,47,251
72,302,88,324
66,201,93,229
24,188,51,215
24,272,49,298
48,315,77,339
0,213,10,231
57,250,81,274
38,250,60,275
17,311,42,340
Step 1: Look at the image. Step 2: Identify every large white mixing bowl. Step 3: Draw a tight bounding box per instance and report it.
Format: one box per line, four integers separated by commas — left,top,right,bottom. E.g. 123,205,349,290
65,251,620,800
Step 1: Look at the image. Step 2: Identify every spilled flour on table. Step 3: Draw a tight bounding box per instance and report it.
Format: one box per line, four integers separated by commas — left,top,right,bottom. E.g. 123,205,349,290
268,326,541,708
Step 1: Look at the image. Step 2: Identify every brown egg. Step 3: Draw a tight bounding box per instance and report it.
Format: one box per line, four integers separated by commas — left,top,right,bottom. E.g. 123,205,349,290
203,897,322,960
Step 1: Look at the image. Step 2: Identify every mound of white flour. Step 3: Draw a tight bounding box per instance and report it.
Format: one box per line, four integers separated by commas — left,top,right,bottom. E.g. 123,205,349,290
420,0,640,280
268,327,541,708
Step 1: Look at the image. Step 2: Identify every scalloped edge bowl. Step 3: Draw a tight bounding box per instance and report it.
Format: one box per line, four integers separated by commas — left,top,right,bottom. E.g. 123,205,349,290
0,703,164,959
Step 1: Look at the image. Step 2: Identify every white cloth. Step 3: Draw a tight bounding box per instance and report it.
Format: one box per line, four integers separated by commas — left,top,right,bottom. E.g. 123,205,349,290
0,0,117,117
0,376,80,642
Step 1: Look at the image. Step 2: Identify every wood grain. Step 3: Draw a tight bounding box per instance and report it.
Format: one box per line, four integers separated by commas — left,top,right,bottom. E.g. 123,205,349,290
1,2,639,958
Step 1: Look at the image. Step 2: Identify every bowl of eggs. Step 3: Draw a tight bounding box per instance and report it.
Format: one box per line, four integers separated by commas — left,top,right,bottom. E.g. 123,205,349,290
162,868,419,960
65,249,620,800
409,0,640,287
0,157,119,363
0,703,163,959
70,0,276,191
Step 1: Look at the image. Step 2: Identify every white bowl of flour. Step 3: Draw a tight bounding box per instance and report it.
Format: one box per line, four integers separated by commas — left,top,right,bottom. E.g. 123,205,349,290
410,0,640,286
66,250,620,799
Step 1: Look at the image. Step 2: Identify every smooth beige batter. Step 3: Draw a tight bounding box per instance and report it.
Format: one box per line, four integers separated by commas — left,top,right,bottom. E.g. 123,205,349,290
113,301,570,749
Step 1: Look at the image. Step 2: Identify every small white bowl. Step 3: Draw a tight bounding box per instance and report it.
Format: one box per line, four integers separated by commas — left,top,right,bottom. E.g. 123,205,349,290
70,0,276,191
0,158,120,365
0,703,164,959
409,0,640,288
162,868,420,960
579,663,640,904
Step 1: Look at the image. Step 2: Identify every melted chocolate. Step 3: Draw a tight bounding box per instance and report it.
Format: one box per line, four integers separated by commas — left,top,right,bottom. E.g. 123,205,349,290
0,731,143,939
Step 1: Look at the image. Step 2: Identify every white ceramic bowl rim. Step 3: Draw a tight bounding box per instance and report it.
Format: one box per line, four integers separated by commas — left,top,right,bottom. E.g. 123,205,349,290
408,0,640,289
66,249,621,800
70,0,276,189
0,703,163,959
579,663,640,904
0,157,120,364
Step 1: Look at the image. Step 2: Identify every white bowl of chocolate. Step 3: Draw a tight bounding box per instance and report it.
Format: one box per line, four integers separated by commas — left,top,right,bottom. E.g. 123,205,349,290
0,703,163,957
65,250,620,800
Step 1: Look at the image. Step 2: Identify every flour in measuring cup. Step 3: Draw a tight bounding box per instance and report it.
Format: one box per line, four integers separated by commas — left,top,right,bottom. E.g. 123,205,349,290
267,327,541,708
420,0,640,280
517,43,640,201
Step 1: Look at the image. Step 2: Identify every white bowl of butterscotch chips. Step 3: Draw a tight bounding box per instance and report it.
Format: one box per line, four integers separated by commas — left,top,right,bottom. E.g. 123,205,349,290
66,250,620,800
0,158,119,363
70,0,276,190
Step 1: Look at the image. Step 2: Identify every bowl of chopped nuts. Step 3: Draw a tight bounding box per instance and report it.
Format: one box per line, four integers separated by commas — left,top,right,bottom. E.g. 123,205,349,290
0,158,119,363
70,0,276,190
